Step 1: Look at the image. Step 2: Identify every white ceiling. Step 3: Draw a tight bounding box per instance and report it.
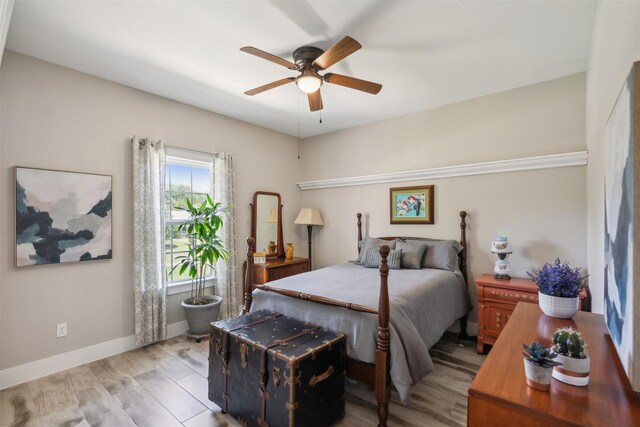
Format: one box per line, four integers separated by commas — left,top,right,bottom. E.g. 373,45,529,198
6,0,597,138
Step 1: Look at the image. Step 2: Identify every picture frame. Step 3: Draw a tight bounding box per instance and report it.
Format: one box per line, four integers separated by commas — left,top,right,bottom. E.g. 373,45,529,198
604,61,640,392
389,185,434,224
15,166,113,267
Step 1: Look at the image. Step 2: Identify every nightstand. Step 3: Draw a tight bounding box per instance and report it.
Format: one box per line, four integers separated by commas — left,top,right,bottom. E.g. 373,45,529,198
251,257,310,285
475,274,586,354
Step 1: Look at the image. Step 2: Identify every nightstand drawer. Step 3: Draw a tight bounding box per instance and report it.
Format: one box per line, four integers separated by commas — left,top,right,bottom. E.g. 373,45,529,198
483,304,514,336
484,286,538,304
268,263,309,281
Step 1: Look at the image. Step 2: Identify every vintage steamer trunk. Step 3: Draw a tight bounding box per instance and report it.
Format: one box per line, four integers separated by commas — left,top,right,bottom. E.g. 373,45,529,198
209,310,346,427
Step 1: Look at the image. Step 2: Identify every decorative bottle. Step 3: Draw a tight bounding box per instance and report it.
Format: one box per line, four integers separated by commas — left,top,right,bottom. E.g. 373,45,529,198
285,243,294,260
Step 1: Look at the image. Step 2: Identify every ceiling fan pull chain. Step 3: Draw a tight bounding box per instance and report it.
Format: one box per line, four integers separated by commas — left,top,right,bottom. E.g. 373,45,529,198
297,97,301,159
319,110,323,124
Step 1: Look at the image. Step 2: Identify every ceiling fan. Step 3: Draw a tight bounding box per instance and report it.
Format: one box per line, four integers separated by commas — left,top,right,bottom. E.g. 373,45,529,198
240,36,382,112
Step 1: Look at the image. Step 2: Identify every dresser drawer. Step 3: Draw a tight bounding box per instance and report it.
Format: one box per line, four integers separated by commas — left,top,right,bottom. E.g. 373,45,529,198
268,263,309,281
484,286,538,304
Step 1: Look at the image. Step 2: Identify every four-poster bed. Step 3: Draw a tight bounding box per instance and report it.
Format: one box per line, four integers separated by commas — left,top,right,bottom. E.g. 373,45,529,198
241,211,470,427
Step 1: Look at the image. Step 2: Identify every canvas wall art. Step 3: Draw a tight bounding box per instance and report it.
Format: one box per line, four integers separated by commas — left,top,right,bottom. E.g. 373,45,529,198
15,167,112,267
604,61,640,392
389,185,434,224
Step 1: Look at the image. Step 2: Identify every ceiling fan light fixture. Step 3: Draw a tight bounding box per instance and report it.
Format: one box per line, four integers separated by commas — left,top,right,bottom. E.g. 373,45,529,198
296,69,323,94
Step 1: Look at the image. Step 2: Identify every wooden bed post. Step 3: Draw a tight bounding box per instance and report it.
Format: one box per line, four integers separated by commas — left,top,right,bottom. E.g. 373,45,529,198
356,212,363,254
458,211,471,340
375,245,391,427
242,237,255,314
459,211,468,280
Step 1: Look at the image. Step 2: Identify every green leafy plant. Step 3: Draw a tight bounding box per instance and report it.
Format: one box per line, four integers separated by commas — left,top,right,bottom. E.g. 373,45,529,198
553,327,588,359
522,342,562,368
171,195,229,305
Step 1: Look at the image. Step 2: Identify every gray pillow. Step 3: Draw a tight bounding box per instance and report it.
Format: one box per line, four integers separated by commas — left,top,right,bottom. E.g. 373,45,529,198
396,239,429,269
421,240,463,271
355,238,397,264
364,248,402,269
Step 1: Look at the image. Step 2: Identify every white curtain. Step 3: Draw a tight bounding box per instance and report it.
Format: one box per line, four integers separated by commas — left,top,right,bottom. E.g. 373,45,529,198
132,137,167,345
212,152,239,319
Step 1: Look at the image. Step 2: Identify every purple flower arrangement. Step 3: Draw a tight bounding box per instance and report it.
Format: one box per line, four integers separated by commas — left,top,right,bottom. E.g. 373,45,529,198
528,258,587,298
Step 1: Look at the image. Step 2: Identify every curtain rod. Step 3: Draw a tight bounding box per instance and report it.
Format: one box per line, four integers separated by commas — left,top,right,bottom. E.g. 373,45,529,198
132,137,234,159
165,144,214,157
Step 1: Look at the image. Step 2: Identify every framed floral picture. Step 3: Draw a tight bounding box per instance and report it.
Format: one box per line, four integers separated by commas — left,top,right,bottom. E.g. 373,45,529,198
389,185,434,224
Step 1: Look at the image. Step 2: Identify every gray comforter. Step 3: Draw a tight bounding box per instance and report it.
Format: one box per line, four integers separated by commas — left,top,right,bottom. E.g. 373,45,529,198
250,263,470,404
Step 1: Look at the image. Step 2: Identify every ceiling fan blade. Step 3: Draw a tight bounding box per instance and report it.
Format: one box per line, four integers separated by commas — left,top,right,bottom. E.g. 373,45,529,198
244,77,296,96
323,73,382,94
308,90,323,111
240,47,297,70
313,36,361,70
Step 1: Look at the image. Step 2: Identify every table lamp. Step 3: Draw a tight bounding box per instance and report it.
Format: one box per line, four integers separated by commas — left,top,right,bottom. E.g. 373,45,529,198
294,208,324,266
491,234,513,280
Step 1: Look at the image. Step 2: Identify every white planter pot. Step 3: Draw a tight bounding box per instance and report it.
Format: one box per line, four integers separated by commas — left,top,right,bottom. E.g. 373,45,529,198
553,354,590,386
523,359,553,391
538,292,579,319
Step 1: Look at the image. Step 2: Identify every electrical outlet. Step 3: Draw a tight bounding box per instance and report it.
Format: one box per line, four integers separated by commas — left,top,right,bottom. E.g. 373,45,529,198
56,323,67,338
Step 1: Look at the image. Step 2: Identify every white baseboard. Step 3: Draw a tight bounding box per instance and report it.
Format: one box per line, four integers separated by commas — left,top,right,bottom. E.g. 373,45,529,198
0,320,189,390
467,321,478,336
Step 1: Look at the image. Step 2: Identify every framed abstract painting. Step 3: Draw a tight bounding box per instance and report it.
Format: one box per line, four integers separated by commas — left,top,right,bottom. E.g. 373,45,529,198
389,185,434,224
604,61,640,392
15,167,113,267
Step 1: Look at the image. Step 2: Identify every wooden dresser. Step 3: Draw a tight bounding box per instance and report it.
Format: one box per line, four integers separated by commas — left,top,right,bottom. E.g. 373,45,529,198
251,257,310,284
475,274,586,354
468,303,640,426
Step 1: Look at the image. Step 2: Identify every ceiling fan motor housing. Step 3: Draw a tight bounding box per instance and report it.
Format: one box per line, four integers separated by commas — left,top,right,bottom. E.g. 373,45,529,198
292,45,324,70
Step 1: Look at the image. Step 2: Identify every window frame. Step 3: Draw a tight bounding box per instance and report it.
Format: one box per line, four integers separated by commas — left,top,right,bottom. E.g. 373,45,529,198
164,147,215,289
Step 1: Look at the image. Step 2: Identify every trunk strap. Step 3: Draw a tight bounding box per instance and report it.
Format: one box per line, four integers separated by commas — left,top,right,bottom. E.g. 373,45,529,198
258,326,321,425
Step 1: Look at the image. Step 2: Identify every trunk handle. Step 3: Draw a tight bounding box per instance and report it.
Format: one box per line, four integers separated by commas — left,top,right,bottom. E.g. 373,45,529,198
309,365,335,387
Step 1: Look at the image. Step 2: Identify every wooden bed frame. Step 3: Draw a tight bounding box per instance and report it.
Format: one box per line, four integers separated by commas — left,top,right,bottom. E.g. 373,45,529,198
242,211,469,427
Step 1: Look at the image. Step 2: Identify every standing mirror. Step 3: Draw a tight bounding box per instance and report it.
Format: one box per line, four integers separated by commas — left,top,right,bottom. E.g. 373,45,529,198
251,191,283,258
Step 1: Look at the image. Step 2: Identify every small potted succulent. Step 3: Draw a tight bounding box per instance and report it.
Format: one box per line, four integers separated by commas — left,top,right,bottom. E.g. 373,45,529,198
522,342,562,391
528,258,587,318
551,327,590,386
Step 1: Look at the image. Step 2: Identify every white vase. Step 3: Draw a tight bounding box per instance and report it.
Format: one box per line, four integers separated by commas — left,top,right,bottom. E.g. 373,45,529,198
552,354,590,386
538,292,579,318
524,359,553,391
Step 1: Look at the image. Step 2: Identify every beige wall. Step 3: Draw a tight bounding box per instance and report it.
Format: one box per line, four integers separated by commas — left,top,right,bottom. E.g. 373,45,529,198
586,1,640,315
0,49,592,370
300,73,587,325
0,51,302,370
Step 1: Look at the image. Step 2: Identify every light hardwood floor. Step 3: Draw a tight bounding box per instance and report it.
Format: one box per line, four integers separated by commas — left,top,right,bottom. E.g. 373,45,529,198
0,332,485,427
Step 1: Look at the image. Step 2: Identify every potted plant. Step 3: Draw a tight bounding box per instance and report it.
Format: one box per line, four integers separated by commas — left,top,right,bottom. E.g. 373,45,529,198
172,195,229,339
551,327,590,386
528,258,587,318
522,342,562,391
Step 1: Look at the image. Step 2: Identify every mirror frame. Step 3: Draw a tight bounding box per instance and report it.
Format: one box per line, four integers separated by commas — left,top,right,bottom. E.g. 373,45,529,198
250,191,284,259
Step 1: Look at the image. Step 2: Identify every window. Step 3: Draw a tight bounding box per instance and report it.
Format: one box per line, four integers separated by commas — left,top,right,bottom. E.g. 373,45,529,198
165,148,213,284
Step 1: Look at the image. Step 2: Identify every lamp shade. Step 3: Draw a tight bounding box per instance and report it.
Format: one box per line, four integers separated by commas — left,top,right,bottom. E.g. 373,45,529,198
294,208,324,226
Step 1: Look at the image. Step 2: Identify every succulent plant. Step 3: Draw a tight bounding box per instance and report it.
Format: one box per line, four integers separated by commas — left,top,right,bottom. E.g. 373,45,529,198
522,342,563,368
553,327,588,359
